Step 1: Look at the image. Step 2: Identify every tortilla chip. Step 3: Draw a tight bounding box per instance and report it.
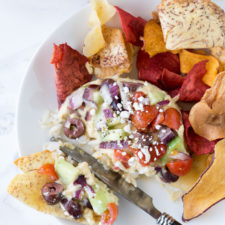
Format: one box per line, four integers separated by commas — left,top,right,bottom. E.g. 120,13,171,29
189,72,225,141
182,111,217,155
51,43,92,107
137,50,180,88
183,139,225,221
89,26,133,78
180,50,219,87
171,154,211,193
158,0,225,50
161,69,185,90
15,150,56,173
178,60,209,102
89,0,116,25
115,6,146,46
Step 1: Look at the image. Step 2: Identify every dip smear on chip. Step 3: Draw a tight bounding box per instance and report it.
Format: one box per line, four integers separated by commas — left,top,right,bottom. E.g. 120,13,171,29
44,78,192,185
8,150,118,225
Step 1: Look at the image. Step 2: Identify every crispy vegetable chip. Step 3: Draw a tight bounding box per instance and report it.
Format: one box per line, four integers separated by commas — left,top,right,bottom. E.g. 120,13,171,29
178,60,209,102
180,50,219,86
115,6,146,46
90,0,116,25
210,47,225,72
161,69,185,90
51,43,92,107
189,72,225,141
182,111,217,155
89,26,133,78
137,50,180,88
183,139,225,221
143,20,167,57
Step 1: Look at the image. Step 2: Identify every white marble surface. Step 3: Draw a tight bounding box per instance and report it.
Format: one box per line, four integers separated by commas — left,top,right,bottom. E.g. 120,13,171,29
0,1,88,224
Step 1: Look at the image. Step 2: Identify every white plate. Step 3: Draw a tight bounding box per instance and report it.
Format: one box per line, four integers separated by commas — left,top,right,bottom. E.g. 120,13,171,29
16,0,225,224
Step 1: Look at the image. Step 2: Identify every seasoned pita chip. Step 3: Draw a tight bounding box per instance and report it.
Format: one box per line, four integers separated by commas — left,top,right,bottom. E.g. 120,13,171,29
8,151,118,225
158,0,225,50
183,139,225,221
189,72,225,141
180,50,219,87
89,26,133,78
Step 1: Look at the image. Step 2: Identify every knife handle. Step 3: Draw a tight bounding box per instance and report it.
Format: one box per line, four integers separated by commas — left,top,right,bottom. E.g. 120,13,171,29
156,213,182,225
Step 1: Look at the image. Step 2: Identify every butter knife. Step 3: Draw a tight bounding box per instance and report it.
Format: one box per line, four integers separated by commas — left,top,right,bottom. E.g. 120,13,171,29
60,145,182,225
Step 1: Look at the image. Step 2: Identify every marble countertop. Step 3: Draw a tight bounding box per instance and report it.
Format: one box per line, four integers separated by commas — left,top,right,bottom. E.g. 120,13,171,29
0,0,88,224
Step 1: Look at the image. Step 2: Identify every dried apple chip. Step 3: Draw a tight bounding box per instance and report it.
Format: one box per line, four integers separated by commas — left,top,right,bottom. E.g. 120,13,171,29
183,139,225,221
189,72,225,141
180,50,219,86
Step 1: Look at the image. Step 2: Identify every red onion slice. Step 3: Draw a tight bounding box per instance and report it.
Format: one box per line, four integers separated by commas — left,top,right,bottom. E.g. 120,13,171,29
100,85,113,106
122,82,143,92
88,84,100,90
157,100,170,106
83,88,93,101
99,141,128,149
103,108,113,119
170,152,191,161
69,89,84,110
158,127,175,145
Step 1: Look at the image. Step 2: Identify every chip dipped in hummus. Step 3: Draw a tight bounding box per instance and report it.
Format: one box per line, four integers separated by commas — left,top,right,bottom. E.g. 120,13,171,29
44,78,192,185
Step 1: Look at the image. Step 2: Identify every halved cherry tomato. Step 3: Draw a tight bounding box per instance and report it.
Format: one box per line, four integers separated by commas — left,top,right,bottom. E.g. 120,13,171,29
132,91,146,102
101,203,118,225
162,108,181,130
38,163,58,180
131,105,158,130
114,150,131,169
151,112,165,130
167,158,193,176
134,144,167,166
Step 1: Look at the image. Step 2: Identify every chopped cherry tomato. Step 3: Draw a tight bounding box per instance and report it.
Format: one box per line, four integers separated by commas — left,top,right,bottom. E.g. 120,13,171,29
101,203,118,225
151,112,165,130
131,105,158,130
134,144,167,166
162,108,181,130
132,91,146,102
167,158,193,176
114,149,131,169
38,163,58,180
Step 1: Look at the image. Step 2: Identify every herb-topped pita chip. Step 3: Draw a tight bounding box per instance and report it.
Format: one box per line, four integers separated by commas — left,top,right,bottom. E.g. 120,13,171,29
158,0,225,50
183,139,225,221
189,72,225,141
115,6,146,46
180,50,219,87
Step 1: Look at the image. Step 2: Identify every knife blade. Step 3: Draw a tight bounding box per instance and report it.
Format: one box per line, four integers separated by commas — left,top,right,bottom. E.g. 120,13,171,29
60,145,182,225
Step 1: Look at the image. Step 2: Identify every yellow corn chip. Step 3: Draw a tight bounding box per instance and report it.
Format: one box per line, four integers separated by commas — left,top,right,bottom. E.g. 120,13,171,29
180,50,219,86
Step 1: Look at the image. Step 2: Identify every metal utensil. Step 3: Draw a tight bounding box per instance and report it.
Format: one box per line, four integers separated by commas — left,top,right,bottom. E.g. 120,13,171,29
60,145,182,225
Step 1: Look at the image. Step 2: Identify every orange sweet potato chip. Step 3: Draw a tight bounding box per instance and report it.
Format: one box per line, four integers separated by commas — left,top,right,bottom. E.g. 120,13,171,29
180,50,219,86
189,72,225,141
183,139,225,221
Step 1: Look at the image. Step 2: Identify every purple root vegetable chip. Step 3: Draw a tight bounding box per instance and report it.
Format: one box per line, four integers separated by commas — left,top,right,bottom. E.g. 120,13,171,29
182,111,217,155
115,6,146,46
51,43,92,108
178,60,209,102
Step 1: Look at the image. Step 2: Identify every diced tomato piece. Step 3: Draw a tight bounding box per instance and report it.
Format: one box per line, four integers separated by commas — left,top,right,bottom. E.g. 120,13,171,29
162,108,181,130
132,91,146,102
38,164,58,180
131,105,158,130
114,150,131,169
101,203,118,225
151,112,165,130
134,144,167,166
167,158,193,176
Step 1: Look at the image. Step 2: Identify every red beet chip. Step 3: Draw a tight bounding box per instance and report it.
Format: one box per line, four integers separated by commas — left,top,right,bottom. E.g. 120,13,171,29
182,111,217,155
168,88,180,98
161,69,185,90
137,50,180,88
51,43,92,107
115,6,146,46
178,60,209,102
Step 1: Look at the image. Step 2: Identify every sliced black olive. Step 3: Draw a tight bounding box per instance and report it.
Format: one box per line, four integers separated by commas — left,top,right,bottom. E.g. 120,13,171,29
42,182,64,205
63,118,85,139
